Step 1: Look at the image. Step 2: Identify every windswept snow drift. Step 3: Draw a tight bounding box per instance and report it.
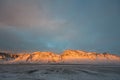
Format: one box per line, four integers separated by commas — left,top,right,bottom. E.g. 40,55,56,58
0,64,120,80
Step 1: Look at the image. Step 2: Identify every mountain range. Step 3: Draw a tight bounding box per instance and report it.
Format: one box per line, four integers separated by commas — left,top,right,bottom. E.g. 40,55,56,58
0,50,120,64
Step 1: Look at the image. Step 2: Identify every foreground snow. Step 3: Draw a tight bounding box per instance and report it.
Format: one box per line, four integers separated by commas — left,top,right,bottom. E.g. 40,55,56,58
0,64,120,80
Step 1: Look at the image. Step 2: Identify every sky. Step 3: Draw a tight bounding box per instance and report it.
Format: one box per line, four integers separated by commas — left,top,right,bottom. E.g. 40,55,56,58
0,0,120,54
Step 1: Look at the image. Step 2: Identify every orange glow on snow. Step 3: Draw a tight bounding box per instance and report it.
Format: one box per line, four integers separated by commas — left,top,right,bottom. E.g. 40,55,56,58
0,49,120,64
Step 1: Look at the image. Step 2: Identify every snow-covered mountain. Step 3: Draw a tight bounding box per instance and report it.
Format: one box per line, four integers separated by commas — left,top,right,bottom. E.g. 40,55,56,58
0,50,120,64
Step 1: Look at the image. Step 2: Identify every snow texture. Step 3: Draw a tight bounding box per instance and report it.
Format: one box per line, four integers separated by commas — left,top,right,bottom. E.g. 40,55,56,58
0,64,120,80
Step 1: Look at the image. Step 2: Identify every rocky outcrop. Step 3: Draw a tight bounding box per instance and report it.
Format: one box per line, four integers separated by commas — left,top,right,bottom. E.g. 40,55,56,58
0,52,19,60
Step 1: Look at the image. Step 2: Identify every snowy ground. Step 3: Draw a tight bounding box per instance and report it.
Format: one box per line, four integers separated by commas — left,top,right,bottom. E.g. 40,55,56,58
0,64,120,80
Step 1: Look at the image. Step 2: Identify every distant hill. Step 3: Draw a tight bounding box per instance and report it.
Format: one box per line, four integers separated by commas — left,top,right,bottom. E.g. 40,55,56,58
0,50,120,65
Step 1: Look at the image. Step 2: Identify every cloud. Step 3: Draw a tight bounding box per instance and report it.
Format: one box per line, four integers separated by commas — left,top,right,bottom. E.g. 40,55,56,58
0,0,39,26
0,0,119,54
0,0,66,30
0,0,73,52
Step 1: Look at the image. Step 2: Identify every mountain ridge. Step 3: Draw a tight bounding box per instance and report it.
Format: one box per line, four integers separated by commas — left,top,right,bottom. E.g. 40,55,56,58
0,49,120,64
